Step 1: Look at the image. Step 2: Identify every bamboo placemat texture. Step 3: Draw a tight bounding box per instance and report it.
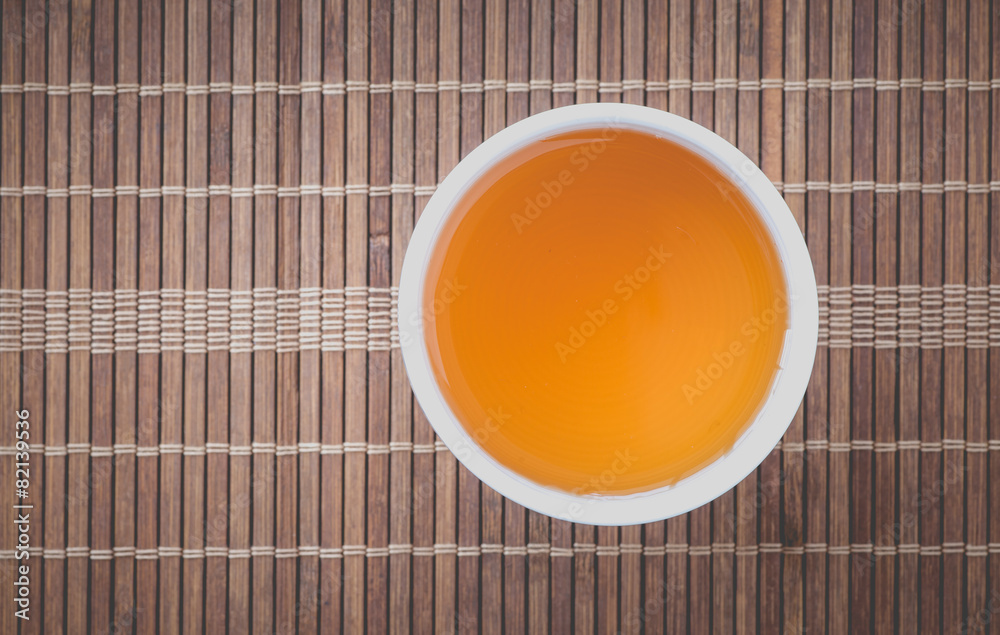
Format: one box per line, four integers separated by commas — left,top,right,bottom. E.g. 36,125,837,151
1,0,999,632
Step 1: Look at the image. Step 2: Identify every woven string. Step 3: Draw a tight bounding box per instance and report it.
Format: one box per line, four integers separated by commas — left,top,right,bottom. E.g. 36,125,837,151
2,285,997,354
3,541,992,560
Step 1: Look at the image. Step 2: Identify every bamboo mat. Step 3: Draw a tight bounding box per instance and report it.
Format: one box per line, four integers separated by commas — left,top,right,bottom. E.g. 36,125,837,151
0,0,998,632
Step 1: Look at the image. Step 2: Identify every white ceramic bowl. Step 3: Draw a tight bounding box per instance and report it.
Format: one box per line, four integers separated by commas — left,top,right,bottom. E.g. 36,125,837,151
398,103,818,526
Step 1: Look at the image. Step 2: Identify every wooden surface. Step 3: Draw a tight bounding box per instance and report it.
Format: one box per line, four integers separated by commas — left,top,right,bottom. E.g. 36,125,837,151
1,0,999,632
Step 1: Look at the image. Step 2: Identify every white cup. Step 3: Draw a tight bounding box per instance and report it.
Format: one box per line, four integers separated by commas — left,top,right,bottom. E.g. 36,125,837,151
398,103,818,526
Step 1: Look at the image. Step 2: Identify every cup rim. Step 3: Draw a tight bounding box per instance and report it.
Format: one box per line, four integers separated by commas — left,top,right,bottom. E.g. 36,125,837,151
397,103,819,526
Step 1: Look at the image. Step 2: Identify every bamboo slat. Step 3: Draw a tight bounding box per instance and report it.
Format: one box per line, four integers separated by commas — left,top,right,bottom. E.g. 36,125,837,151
276,0,302,631
434,0,461,631
666,2,693,632
90,0,114,623
897,0,923,630
411,0,438,630
872,0,900,630
319,0,346,629
713,2,739,631
527,2,552,626
228,0,255,629
205,0,232,631
849,1,875,633
389,0,416,630
481,1,507,633
134,3,162,630
183,0,209,630
158,0,184,630
965,0,991,629
596,6,623,632
943,0,969,630
780,0,806,616
251,1,278,631
735,1,761,632
758,0,786,631
689,0,715,629
804,2,832,634
112,0,139,629
367,0,392,628
457,1,483,633
298,0,323,632
0,5,22,635
66,1,92,631
992,0,1000,626
19,2,45,633
921,1,946,631
827,0,853,631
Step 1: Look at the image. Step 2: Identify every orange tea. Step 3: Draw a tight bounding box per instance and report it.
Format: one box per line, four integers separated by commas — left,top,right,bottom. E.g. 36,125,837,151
424,128,789,495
